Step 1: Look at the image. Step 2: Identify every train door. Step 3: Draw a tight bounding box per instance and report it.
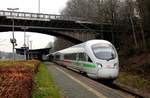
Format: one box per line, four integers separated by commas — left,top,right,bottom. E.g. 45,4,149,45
74,53,80,70
77,53,87,71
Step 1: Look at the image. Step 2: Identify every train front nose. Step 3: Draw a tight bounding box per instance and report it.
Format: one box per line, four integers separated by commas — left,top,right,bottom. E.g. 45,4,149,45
97,68,119,79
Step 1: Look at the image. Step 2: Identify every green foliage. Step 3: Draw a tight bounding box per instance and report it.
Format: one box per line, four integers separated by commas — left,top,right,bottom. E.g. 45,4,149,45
32,63,60,98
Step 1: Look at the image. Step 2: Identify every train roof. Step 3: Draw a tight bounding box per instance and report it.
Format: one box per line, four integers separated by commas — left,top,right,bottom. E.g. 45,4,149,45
56,47,85,54
53,39,112,54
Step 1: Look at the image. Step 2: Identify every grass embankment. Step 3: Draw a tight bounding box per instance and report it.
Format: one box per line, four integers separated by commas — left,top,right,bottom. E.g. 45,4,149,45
116,72,150,93
32,63,60,98
117,53,150,95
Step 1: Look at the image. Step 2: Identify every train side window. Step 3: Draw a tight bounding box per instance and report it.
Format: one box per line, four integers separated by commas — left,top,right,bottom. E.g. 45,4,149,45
55,55,60,60
70,53,76,60
85,54,92,62
88,57,92,62
76,53,79,61
79,53,86,61
64,53,76,60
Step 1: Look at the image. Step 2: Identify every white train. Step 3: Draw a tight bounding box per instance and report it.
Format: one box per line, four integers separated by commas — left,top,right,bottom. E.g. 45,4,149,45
48,40,119,81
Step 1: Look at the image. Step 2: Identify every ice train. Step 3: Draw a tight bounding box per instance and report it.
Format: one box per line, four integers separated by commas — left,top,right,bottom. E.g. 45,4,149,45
48,40,119,81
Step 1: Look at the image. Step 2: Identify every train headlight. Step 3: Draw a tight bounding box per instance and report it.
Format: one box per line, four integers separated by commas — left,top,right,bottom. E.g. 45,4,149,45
96,62,102,68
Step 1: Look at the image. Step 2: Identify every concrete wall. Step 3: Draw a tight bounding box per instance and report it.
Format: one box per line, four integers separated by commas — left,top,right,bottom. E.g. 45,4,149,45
53,37,75,52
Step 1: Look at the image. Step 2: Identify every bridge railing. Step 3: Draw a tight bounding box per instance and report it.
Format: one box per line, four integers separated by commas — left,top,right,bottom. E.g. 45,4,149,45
0,10,85,21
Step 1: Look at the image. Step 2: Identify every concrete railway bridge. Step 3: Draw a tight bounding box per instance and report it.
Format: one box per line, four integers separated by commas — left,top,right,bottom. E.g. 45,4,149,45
0,10,126,51
0,10,116,41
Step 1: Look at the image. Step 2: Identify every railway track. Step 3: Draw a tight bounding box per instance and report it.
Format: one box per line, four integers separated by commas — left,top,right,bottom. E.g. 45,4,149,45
100,82,146,98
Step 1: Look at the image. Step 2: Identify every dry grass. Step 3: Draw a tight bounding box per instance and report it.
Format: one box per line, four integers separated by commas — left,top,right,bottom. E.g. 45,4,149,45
116,72,150,94
118,52,150,95
0,60,40,67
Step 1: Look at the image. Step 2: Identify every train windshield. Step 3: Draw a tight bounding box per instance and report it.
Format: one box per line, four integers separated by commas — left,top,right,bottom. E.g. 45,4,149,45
92,45,116,60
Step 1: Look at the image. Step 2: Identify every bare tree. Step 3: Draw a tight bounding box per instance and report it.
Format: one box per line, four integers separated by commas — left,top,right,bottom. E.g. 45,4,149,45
62,0,121,22
136,0,147,50
125,0,138,48
61,0,97,21
61,0,150,53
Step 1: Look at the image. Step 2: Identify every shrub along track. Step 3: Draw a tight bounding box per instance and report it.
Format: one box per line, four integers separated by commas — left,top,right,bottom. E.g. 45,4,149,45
0,60,40,98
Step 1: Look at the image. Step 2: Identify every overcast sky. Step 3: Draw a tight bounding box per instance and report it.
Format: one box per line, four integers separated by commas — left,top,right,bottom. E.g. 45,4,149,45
0,0,69,52
0,0,68,14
